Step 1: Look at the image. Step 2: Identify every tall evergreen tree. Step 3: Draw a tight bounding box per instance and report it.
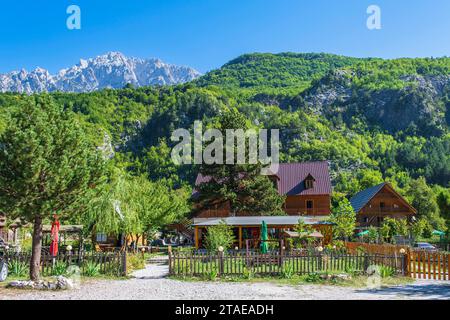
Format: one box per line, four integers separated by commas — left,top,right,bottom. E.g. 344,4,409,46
0,96,107,280
195,108,285,216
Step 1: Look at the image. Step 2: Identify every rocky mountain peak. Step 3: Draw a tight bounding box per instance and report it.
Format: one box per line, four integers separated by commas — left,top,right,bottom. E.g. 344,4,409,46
0,52,201,94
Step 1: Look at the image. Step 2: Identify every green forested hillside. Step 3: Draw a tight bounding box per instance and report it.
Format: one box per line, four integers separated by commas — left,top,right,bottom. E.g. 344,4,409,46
0,53,449,232
195,53,363,91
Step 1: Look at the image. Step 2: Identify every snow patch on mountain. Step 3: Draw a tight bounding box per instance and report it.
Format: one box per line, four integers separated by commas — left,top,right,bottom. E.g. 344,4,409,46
0,52,201,94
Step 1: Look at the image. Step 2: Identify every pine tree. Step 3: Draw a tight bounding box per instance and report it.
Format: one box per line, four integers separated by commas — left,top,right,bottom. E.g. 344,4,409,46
195,108,285,216
0,96,107,280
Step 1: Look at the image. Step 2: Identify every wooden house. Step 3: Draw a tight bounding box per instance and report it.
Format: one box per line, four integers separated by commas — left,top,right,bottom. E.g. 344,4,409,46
191,162,333,249
193,161,332,218
350,182,417,228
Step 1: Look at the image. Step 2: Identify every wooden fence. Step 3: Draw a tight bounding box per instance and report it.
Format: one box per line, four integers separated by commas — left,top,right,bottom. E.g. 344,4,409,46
345,242,450,280
345,242,407,255
3,251,127,277
168,251,406,277
408,250,450,280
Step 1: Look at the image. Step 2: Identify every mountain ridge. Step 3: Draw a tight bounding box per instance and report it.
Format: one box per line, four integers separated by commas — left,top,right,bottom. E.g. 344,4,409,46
0,52,201,94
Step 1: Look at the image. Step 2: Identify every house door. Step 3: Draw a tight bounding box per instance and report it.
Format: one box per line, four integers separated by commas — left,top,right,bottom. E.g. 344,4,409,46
306,200,314,215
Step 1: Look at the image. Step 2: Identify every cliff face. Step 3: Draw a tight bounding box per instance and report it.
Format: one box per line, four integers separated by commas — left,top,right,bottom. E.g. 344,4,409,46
302,71,449,136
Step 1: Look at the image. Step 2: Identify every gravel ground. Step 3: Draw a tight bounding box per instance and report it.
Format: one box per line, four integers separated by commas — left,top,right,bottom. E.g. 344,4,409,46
1,263,449,300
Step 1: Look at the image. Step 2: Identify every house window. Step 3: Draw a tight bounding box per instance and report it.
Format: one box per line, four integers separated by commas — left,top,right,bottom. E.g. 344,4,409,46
377,217,384,224
363,217,369,223
380,202,385,209
96,233,107,242
305,179,314,189
306,200,313,209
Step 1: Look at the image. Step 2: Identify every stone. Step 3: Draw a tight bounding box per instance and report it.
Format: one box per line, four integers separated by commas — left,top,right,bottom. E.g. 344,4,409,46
7,276,75,291
333,274,352,281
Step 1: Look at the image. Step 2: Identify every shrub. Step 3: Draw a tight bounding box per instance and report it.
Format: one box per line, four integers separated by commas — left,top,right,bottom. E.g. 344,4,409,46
127,253,145,272
367,226,378,243
356,246,367,254
344,265,358,276
8,260,28,277
206,267,218,281
205,221,235,253
242,267,254,280
281,264,294,279
304,272,321,283
379,265,395,278
83,261,100,277
52,261,68,276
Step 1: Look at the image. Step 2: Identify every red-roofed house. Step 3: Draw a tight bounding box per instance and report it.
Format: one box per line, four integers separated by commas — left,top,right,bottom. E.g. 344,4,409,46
193,161,332,218
191,162,333,248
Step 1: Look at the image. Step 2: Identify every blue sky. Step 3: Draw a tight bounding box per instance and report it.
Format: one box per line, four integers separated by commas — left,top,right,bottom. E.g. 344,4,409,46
0,0,449,73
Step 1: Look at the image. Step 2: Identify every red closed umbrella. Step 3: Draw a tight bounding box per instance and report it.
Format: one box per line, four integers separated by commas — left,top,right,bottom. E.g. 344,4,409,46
49,216,60,256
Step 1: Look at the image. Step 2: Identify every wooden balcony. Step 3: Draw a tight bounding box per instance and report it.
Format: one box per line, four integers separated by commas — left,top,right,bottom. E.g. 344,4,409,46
359,208,414,215
284,208,329,216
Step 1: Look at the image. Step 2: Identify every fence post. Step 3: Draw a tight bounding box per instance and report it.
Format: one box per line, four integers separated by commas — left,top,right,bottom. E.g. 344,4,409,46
280,240,284,269
245,240,250,268
218,250,224,276
121,250,127,276
363,253,369,274
168,246,172,275
402,251,409,277
318,252,323,271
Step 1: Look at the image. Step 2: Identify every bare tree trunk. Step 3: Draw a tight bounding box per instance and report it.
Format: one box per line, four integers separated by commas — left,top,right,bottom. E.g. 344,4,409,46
30,216,43,281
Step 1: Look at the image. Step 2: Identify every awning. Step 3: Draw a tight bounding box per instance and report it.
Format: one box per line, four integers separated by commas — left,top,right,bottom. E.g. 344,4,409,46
193,216,334,227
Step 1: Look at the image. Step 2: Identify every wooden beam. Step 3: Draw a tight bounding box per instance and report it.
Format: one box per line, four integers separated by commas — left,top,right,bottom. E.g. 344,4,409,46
238,227,243,249
194,226,199,249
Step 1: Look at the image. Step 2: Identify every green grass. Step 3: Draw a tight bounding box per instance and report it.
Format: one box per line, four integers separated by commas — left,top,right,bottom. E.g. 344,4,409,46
169,273,415,288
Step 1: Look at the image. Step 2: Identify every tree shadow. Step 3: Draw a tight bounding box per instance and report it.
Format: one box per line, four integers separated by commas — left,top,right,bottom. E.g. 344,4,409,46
359,283,450,300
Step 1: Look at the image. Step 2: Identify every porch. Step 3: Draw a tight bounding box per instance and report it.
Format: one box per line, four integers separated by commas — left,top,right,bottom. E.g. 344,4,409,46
192,215,333,250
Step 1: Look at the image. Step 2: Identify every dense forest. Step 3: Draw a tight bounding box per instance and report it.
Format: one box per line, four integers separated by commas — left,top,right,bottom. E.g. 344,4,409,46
0,52,449,233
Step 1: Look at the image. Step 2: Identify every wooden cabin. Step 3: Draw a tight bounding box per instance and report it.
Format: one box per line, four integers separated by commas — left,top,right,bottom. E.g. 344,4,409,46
191,162,333,249
193,161,332,217
350,182,417,228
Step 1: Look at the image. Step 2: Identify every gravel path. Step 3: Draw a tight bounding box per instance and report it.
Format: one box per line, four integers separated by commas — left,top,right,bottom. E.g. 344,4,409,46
1,263,449,300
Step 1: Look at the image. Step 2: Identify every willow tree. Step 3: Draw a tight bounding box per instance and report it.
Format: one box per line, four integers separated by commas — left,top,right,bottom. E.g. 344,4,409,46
84,172,190,247
0,96,107,280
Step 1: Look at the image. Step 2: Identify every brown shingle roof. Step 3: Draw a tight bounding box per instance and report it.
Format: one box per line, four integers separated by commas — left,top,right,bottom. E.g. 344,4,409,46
194,161,331,196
